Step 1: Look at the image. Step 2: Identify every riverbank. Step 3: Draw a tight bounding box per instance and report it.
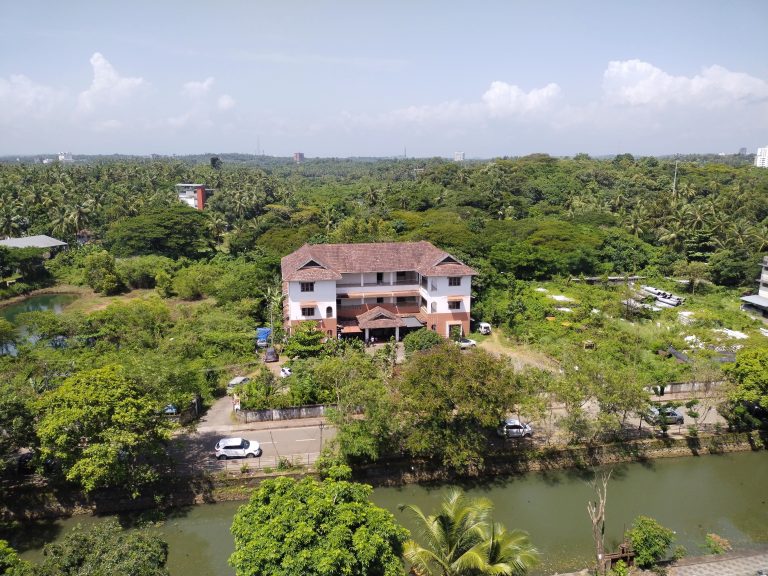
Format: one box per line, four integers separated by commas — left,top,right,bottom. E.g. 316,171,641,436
0,284,89,310
4,429,764,522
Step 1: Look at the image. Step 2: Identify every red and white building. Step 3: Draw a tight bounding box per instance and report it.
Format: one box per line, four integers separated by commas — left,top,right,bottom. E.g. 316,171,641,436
280,242,477,341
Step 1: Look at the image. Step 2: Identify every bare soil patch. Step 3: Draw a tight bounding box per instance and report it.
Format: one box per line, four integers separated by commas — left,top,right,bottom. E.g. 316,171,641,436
478,332,560,372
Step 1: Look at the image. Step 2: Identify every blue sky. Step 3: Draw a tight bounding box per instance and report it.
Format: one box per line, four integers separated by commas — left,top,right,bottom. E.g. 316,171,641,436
1,1,767,157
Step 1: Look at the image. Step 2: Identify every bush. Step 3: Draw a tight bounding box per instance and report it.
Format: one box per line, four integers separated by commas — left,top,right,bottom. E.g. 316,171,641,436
402,327,445,355
704,533,731,555
628,515,675,568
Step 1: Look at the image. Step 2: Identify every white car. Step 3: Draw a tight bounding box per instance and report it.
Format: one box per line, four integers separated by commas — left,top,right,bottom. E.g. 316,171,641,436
456,337,477,349
478,322,492,335
497,418,533,439
214,437,262,460
280,366,292,378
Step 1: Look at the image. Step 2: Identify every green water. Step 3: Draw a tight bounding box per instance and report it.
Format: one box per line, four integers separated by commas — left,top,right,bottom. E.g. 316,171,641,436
14,451,768,575
0,293,78,324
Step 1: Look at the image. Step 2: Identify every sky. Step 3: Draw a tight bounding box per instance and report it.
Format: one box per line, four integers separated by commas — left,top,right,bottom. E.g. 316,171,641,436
1,1,767,158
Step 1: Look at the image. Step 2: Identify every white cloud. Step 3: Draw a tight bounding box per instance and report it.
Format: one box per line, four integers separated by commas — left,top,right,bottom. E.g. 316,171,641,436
217,94,235,111
182,77,214,99
482,81,561,116
603,59,768,108
77,52,144,113
0,74,66,123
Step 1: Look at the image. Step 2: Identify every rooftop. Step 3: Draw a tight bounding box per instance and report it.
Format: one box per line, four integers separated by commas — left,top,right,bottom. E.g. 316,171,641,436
281,241,477,282
0,235,67,249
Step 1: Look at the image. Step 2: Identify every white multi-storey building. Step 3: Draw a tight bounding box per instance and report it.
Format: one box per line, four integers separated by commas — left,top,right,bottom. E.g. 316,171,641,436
755,147,768,168
741,256,768,318
281,242,477,340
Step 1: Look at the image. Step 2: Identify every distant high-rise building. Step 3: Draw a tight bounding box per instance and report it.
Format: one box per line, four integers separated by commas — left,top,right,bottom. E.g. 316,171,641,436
58,152,74,163
739,147,747,156
756,147,768,168
454,152,465,162
293,152,305,164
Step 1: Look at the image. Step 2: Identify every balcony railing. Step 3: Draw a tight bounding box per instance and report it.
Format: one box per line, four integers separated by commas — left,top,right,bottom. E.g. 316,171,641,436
337,280,420,288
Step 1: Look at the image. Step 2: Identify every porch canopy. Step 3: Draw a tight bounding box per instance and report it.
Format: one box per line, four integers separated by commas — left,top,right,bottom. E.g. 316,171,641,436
356,306,406,330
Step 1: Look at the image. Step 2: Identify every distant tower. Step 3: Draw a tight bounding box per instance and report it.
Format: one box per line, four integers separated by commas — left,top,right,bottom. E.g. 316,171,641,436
756,147,768,168
293,152,304,164
454,151,465,162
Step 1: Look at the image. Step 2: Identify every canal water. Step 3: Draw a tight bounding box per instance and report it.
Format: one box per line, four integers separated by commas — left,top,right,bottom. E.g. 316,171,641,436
14,451,768,575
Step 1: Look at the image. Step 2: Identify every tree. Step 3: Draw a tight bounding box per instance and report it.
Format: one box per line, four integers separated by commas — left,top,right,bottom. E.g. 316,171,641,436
283,321,325,359
0,318,17,354
0,540,31,576
402,328,445,355
84,249,123,295
400,488,538,576
34,518,169,576
105,204,213,259
0,391,35,477
229,474,408,576
36,365,172,495
586,471,611,573
393,344,521,473
672,260,709,294
627,516,675,568
725,347,768,416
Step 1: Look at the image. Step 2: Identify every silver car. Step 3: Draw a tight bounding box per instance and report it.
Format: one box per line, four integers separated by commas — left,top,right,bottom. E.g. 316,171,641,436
214,437,262,460
497,418,533,439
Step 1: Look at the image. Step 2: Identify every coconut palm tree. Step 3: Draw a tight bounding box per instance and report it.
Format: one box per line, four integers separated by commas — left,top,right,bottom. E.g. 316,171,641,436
399,489,538,576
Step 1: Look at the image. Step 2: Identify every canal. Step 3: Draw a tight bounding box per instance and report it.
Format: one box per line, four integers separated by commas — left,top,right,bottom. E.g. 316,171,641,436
14,450,768,575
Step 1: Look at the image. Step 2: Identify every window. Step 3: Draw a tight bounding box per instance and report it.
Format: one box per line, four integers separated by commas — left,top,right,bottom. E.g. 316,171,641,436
302,307,315,317
300,282,314,292
449,277,461,287
430,302,437,313
448,301,461,310
326,306,333,318
396,296,415,304
376,297,384,303
376,272,384,285
420,297,427,309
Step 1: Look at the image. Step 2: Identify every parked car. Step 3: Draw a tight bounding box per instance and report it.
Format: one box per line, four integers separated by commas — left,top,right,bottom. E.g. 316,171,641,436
496,418,533,439
456,337,477,349
645,406,684,425
478,322,492,335
280,366,292,378
264,347,279,362
227,376,250,390
214,437,262,460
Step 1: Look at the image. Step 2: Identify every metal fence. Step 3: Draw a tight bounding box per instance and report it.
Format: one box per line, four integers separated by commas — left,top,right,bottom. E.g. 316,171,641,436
236,404,331,423
203,451,321,472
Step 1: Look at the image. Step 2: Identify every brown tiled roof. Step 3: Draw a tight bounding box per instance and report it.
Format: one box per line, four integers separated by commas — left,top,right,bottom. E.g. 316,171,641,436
357,306,406,329
281,241,476,281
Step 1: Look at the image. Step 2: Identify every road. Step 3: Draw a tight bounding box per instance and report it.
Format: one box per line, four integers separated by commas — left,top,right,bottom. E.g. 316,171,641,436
172,396,336,474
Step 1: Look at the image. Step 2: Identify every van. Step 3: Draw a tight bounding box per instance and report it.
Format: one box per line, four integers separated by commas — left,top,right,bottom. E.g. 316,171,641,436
478,322,492,335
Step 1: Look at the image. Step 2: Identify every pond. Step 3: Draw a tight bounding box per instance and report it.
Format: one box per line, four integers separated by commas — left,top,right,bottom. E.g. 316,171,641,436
0,293,79,354
14,450,768,575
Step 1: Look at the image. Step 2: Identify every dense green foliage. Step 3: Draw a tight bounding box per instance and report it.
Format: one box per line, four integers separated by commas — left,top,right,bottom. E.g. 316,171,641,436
230,475,408,576
402,327,445,355
36,365,172,495
400,488,538,576
33,519,169,576
628,515,675,568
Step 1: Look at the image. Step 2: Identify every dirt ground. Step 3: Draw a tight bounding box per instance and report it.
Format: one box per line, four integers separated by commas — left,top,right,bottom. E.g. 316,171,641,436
478,331,560,372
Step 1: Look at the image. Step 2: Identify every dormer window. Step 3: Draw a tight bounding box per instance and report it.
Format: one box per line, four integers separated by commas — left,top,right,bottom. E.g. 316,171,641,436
300,282,315,292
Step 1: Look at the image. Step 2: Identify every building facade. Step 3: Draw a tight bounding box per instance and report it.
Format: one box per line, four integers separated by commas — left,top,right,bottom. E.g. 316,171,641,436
756,147,768,168
176,183,214,210
281,242,477,340
741,256,768,318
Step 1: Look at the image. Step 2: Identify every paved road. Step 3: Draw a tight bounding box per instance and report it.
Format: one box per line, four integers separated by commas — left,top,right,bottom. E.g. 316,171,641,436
173,396,336,473
670,550,768,576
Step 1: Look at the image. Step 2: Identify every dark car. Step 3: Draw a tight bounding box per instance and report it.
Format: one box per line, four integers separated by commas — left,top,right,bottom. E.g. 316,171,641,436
264,347,279,363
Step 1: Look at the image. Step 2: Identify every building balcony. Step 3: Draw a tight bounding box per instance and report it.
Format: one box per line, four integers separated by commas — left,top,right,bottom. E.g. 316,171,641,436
337,303,421,320
335,283,421,296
